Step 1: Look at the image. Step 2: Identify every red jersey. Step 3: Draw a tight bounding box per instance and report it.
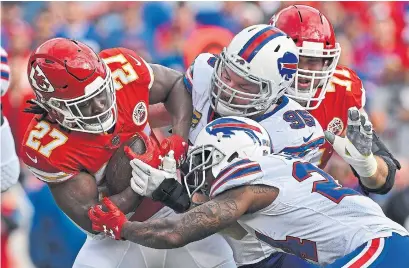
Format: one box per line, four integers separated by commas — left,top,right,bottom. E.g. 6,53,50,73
21,48,163,221
21,47,153,182
311,65,366,168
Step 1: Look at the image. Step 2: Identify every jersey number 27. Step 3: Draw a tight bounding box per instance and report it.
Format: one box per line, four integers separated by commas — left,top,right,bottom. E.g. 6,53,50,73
26,121,68,158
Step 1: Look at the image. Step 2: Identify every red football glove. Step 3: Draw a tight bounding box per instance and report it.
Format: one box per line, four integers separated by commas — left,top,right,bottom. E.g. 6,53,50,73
88,197,127,240
159,135,188,167
124,131,163,168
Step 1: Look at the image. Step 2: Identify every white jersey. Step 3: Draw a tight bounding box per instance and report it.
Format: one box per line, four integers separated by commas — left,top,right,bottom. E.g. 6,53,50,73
184,52,326,265
1,117,20,192
1,47,19,192
210,154,409,266
185,53,324,164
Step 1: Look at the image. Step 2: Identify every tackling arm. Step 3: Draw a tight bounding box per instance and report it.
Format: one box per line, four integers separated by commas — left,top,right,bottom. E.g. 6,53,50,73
121,185,278,248
123,189,245,249
49,172,142,233
148,64,193,140
89,185,278,248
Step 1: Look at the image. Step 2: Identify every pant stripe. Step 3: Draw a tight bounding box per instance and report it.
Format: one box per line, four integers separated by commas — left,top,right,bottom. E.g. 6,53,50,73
342,237,385,268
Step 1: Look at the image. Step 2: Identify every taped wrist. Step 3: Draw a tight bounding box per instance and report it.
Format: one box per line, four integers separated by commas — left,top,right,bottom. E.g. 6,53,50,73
353,153,378,178
354,130,401,195
151,178,191,213
353,155,397,195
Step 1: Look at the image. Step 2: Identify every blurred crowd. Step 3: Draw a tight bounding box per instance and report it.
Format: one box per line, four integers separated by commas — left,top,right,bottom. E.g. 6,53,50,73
1,1,409,268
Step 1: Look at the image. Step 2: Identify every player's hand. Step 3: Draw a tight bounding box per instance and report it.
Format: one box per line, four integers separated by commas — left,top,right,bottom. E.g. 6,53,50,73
324,107,377,177
128,155,178,198
159,135,188,168
88,198,127,240
124,131,163,169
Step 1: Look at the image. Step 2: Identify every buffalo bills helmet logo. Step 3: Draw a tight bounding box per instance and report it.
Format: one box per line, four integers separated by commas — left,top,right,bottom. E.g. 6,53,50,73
236,58,246,65
206,118,262,145
277,52,298,81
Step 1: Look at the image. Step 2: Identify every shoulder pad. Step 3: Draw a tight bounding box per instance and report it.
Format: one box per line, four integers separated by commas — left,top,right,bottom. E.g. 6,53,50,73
21,120,77,183
210,159,263,198
257,98,325,160
329,65,366,109
100,47,154,90
184,53,218,94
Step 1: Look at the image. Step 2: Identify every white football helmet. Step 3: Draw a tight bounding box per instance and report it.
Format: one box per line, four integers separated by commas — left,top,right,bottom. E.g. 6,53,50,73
181,116,272,198
210,24,299,117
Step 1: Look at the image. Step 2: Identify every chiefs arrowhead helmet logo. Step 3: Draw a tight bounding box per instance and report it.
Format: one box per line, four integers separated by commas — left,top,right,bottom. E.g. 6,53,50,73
29,64,55,93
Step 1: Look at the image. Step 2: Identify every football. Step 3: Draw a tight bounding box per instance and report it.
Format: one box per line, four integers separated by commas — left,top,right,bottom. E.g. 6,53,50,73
105,134,146,195
104,133,165,222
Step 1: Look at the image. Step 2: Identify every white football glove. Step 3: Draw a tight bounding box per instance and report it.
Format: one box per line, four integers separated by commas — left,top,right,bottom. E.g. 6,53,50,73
324,107,377,178
130,151,178,198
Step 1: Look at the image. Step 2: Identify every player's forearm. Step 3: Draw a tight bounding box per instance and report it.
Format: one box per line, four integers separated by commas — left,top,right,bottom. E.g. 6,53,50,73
108,186,143,214
50,191,99,233
121,194,244,248
49,174,140,234
66,187,140,234
359,156,388,189
121,218,186,249
164,77,193,140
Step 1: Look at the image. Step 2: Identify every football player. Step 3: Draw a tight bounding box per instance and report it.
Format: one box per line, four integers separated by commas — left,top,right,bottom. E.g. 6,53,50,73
270,5,399,195
1,46,20,192
140,24,326,267
89,117,409,267
21,38,235,268
254,7,403,266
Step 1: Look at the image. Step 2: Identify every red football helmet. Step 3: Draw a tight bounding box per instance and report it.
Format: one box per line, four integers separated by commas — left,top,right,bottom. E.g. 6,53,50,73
270,5,341,109
27,38,117,133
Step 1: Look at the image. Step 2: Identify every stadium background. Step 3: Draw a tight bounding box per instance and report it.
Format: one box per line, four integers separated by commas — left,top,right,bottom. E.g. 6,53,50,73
1,1,409,267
